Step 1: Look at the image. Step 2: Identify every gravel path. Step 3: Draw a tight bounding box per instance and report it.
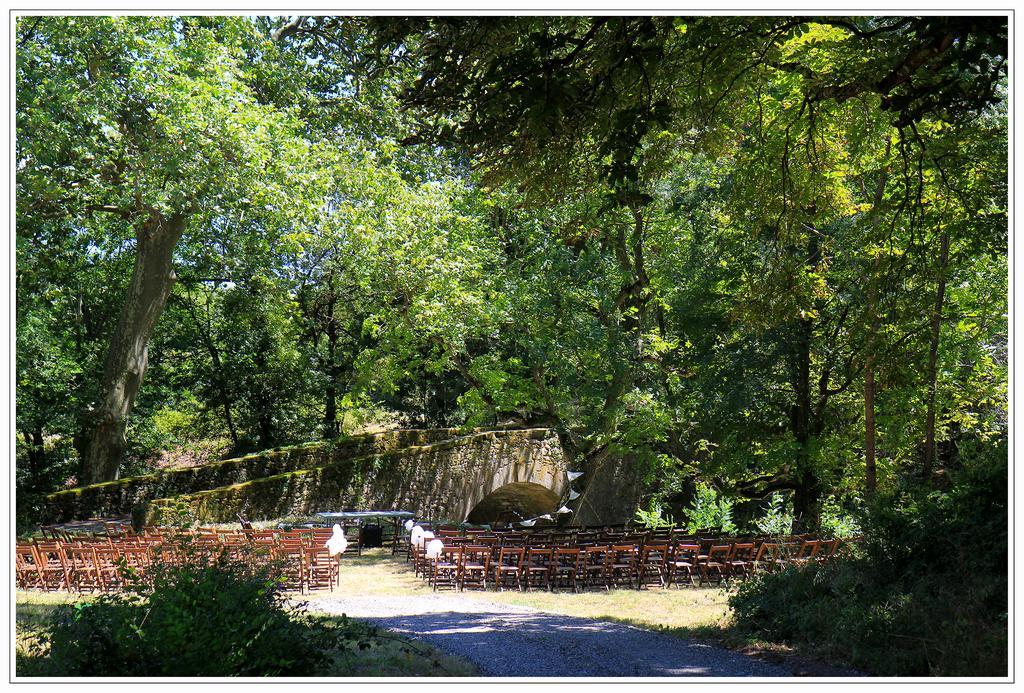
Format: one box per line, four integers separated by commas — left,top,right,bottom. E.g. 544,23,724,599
311,594,788,677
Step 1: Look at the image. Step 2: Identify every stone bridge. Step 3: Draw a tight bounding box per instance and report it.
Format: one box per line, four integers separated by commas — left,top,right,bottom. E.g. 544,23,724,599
45,427,637,526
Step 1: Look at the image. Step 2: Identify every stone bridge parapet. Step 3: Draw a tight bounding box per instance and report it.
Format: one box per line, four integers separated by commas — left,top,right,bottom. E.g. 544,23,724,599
45,427,578,526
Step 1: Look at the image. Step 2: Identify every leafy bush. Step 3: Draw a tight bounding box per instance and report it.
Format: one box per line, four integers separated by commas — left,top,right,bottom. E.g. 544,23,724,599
751,492,794,536
818,495,861,539
635,499,675,529
46,555,329,676
684,483,737,534
730,458,1007,676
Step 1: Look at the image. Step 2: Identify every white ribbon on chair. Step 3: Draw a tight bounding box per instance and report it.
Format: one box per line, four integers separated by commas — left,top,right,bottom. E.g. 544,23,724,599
325,524,348,556
426,538,444,560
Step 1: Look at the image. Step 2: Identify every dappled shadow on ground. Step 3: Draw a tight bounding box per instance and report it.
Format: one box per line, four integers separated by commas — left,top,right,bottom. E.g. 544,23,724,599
310,551,861,676
306,613,478,677
360,609,787,677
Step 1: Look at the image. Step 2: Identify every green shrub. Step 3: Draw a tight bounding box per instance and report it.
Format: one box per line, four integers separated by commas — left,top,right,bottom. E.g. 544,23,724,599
730,458,1008,676
751,492,794,537
47,555,328,676
818,495,861,539
634,499,675,529
685,483,737,534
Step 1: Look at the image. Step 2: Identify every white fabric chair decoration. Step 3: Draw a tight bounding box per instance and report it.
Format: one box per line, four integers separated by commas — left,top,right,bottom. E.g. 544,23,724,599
567,489,581,500
426,538,444,559
325,524,349,556
555,505,573,515
404,519,416,531
410,525,425,546
519,519,536,527
416,530,435,549
566,470,584,481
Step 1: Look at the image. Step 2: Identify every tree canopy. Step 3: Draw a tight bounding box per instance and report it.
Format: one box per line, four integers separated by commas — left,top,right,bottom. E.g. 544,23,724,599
16,15,1007,531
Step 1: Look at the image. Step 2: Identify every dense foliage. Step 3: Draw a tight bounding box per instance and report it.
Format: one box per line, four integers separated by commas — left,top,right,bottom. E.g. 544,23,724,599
46,556,327,676
26,551,450,677
18,17,1007,516
730,447,1007,676
15,13,1009,677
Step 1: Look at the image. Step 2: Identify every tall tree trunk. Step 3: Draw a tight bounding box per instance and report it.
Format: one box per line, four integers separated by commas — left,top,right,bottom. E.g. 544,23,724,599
864,255,883,495
863,356,878,494
323,293,340,439
79,212,187,485
22,425,46,489
792,313,818,523
792,232,820,525
922,228,950,483
212,348,239,448
863,157,889,495
253,344,275,450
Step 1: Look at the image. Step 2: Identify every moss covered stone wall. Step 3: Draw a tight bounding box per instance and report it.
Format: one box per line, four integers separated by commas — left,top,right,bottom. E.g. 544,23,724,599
44,428,474,523
142,428,566,525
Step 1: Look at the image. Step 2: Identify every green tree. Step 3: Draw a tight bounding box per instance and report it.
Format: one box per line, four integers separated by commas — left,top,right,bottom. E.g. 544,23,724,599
18,16,325,481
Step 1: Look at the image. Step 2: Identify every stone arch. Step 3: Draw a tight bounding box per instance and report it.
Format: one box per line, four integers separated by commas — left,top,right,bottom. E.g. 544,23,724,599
443,431,568,522
465,482,562,525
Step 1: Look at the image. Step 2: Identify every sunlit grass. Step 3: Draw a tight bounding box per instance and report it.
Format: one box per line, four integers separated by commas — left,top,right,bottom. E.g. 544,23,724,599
15,590,86,676
304,549,735,640
466,583,734,638
300,551,855,674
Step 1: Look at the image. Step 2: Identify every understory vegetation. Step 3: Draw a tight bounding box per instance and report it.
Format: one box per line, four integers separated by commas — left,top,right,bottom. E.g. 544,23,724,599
16,15,1008,677
731,451,1008,676
16,557,471,677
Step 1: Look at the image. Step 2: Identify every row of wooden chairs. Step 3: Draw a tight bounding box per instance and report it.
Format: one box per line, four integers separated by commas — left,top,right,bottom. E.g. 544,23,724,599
411,537,847,592
402,524,829,556
16,527,346,594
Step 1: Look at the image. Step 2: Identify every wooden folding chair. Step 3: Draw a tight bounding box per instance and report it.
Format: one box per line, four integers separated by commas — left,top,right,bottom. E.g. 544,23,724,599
792,540,820,566
273,544,306,593
551,547,583,593
16,544,44,590
667,543,700,587
607,544,638,589
459,545,490,591
751,541,778,574
33,542,70,591
412,544,431,578
638,543,671,589
699,544,733,586
582,546,611,591
815,539,839,564
431,546,462,592
727,542,756,580
94,545,129,591
63,545,103,593
304,546,338,591
493,547,524,591
119,545,154,585
523,547,554,591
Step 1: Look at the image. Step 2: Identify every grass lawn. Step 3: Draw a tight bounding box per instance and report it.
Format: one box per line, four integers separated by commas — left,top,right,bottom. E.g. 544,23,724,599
306,549,857,676
308,549,734,638
15,590,86,676
16,549,856,677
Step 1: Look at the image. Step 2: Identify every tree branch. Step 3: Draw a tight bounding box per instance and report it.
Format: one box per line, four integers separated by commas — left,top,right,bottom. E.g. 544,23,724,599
272,16,309,42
